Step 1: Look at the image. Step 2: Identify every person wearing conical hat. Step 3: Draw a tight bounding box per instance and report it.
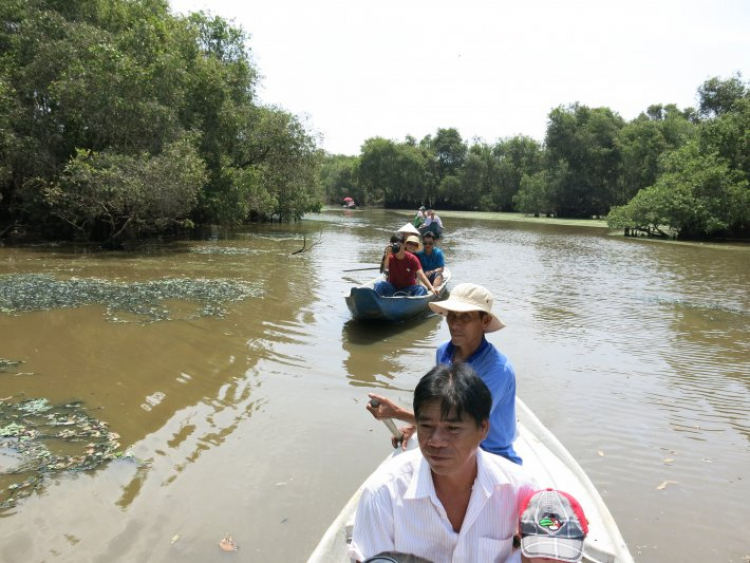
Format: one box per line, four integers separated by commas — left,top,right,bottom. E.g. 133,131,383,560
367,283,521,465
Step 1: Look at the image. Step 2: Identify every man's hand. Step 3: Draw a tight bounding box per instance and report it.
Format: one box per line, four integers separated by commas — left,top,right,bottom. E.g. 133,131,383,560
395,424,417,450
366,393,400,420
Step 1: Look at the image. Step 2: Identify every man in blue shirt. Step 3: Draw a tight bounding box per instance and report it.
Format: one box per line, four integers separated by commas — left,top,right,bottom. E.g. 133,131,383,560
414,231,445,287
367,283,521,464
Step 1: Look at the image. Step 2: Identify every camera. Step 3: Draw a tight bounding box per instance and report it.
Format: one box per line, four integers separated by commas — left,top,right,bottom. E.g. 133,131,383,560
391,242,401,254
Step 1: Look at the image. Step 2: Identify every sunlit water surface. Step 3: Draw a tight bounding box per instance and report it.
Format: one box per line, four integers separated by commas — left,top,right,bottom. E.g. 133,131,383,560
0,209,748,562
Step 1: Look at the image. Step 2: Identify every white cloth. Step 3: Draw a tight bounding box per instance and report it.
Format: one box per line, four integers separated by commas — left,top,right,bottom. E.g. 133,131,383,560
349,448,536,563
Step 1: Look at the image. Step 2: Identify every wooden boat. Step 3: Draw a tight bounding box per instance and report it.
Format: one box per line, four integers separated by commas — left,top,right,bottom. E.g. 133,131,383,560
345,267,451,321
307,397,634,563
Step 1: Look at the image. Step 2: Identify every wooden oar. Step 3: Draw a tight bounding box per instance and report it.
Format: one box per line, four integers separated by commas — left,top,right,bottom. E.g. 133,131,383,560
342,266,381,273
369,398,403,446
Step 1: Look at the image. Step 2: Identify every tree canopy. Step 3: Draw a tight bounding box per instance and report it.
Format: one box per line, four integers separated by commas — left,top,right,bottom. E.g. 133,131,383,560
320,74,749,240
0,0,322,244
1,2,745,244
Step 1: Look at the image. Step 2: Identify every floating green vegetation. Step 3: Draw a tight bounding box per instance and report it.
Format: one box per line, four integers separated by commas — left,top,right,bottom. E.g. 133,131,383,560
0,274,260,322
189,245,264,256
0,358,22,373
0,398,139,510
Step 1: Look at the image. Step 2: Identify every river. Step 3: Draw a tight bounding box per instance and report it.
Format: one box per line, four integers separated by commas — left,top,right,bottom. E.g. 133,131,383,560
1,208,748,562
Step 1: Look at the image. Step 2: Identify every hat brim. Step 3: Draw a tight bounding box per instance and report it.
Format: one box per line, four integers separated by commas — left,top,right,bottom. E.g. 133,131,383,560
428,298,505,332
521,537,585,563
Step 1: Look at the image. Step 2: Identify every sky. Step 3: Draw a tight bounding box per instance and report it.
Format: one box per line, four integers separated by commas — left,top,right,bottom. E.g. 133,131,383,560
169,0,750,156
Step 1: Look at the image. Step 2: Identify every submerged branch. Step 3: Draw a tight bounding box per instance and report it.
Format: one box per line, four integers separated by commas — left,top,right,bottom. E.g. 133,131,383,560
291,230,323,255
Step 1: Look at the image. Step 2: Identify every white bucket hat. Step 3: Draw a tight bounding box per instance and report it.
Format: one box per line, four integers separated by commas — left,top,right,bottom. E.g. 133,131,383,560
397,223,420,236
429,283,505,332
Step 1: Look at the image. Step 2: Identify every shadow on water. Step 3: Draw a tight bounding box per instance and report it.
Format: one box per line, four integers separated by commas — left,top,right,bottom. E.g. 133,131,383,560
341,312,440,345
341,313,443,390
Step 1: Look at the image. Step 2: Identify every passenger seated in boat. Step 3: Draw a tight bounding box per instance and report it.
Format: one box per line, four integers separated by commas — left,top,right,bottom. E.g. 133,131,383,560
368,283,522,465
412,206,427,228
418,209,443,236
380,235,403,274
517,488,589,563
379,223,421,272
349,363,537,563
414,231,445,287
374,236,438,297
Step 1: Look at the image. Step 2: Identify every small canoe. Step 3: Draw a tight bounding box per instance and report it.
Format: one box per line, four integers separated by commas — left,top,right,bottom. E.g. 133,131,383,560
345,267,451,322
307,397,634,563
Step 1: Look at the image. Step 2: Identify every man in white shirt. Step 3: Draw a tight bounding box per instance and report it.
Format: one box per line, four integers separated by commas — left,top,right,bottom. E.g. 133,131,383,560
350,363,536,563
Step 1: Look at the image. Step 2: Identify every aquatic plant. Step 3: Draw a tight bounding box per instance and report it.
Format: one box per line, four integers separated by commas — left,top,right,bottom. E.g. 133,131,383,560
0,398,137,510
0,274,260,322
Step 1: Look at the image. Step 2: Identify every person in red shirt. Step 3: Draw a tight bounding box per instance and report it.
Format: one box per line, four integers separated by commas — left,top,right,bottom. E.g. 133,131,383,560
375,235,438,297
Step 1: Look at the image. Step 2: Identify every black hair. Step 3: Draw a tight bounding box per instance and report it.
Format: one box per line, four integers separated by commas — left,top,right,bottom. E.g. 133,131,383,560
390,235,401,244
422,232,435,241
413,363,491,428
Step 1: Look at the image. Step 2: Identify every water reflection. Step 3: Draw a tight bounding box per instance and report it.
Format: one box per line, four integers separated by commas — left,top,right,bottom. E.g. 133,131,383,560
341,316,442,389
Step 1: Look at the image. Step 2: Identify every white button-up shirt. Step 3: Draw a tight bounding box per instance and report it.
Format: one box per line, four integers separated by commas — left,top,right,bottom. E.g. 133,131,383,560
349,448,536,563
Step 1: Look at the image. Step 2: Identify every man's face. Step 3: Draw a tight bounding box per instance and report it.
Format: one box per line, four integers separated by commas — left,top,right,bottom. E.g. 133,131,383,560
416,400,488,476
446,311,489,351
422,238,434,253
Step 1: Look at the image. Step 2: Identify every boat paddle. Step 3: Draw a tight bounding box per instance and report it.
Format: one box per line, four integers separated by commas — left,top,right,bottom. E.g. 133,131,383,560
342,266,381,273
369,398,404,447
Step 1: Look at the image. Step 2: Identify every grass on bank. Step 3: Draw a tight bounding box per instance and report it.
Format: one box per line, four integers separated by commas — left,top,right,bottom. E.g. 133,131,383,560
389,209,610,229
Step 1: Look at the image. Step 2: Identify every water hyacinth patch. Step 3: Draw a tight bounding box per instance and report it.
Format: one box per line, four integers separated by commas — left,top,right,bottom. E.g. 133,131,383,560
189,245,265,256
0,358,23,373
0,398,135,510
0,274,261,322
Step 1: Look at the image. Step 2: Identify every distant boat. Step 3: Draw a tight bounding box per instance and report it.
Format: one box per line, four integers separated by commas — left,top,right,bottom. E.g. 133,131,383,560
344,268,451,321
342,197,357,209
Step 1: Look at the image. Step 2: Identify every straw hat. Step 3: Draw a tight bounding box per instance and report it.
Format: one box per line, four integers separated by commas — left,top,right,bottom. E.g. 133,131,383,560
404,235,423,252
397,223,420,236
428,283,505,332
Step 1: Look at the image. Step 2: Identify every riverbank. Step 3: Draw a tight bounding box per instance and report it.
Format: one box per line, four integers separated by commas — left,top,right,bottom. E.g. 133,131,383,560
387,208,610,228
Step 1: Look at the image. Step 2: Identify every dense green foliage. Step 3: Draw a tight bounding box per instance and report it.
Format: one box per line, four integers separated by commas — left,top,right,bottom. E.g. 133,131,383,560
321,75,749,240
608,77,750,239
0,0,322,244
1,0,745,243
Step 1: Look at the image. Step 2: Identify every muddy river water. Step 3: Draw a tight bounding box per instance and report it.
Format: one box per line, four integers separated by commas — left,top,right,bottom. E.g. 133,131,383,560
1,208,748,562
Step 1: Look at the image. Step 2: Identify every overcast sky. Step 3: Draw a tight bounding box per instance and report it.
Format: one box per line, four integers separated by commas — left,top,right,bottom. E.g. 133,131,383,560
169,0,750,155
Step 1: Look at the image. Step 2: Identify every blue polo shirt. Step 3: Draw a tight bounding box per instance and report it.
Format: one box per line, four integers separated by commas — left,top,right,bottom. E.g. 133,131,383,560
436,337,521,464
415,247,445,272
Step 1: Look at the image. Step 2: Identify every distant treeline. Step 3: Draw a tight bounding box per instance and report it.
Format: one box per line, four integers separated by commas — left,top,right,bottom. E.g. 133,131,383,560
322,76,750,241
0,0,323,245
